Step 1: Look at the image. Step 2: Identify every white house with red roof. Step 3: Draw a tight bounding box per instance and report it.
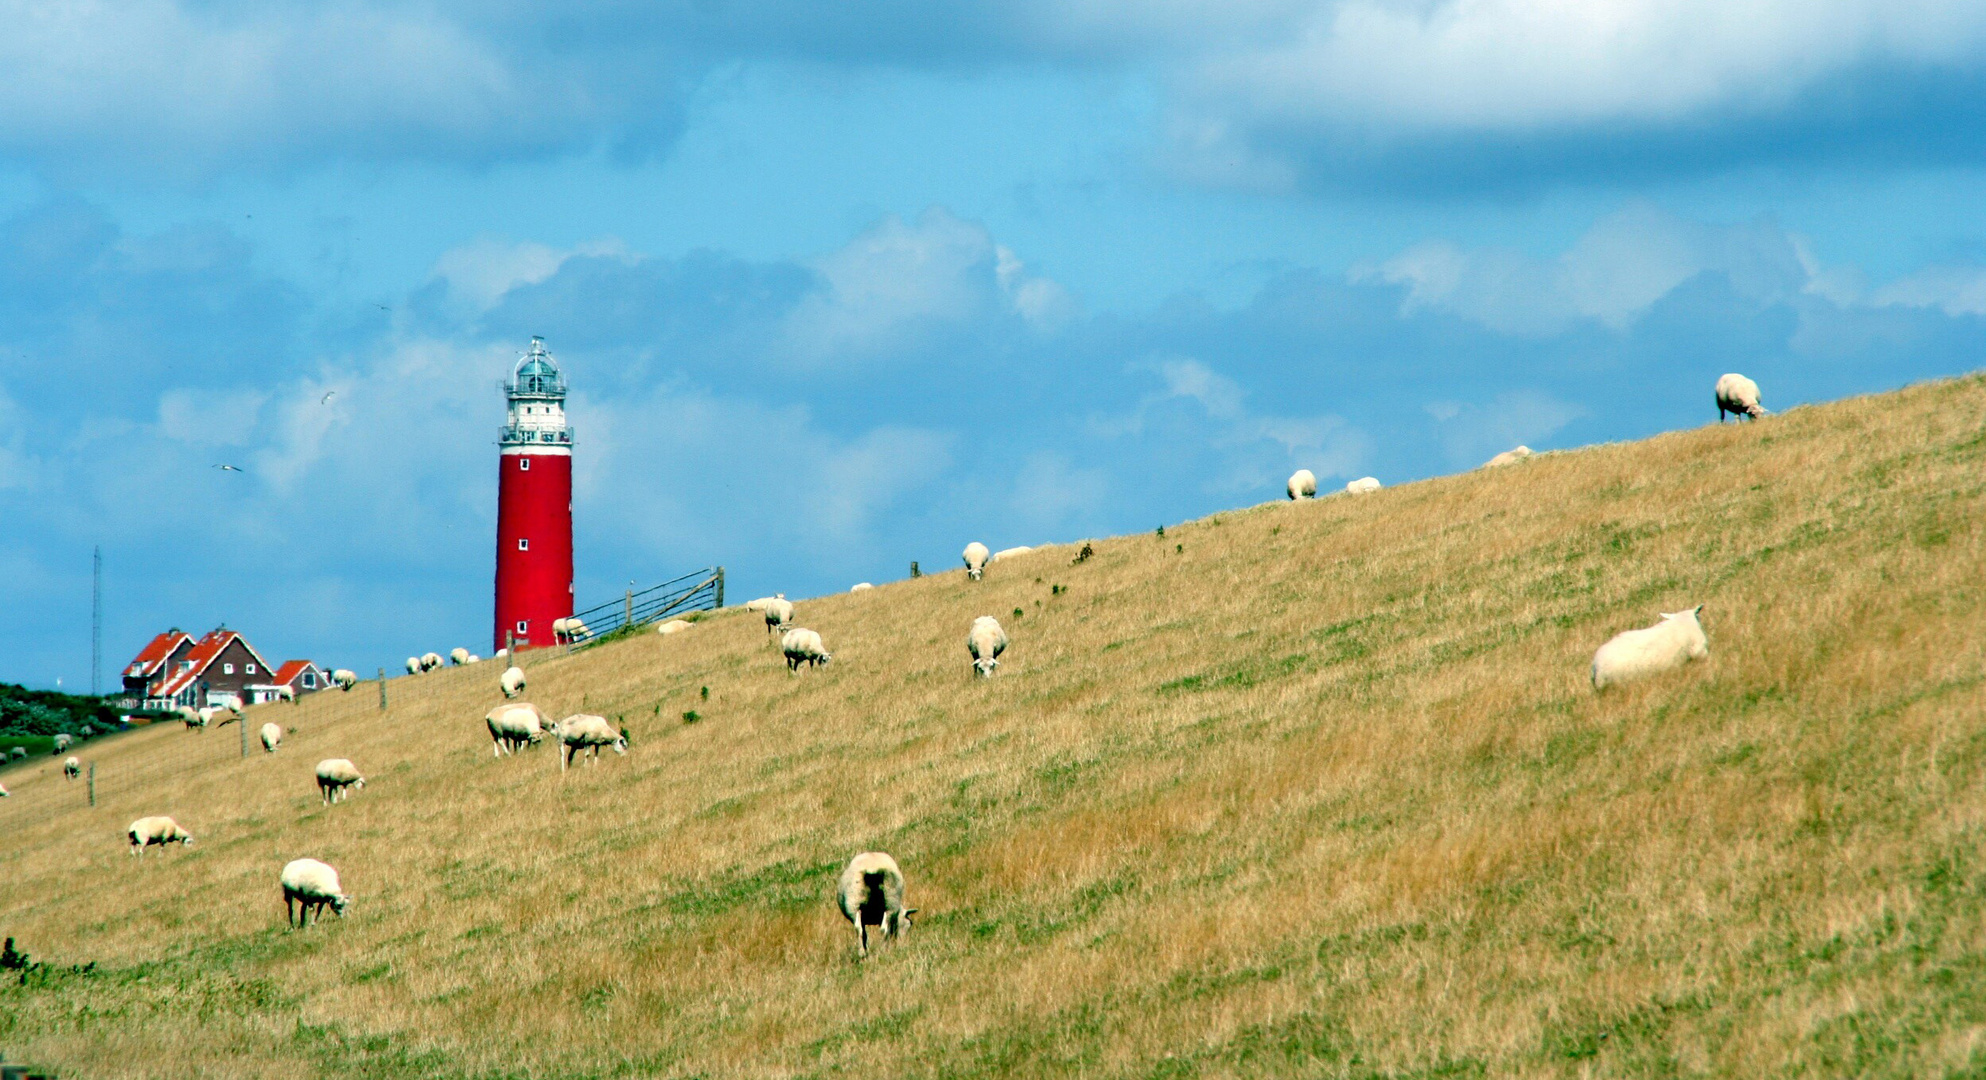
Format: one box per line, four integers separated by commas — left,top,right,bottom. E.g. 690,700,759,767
118,626,326,710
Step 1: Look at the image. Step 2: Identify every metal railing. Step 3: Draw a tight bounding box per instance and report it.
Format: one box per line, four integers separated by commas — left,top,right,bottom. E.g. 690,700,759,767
561,567,724,650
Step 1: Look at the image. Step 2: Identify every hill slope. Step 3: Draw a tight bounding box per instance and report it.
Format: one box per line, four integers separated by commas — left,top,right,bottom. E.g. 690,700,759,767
4,375,1986,1078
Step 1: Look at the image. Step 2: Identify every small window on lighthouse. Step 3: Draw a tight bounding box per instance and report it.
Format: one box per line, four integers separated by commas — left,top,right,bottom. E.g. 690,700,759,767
518,538,530,551
519,458,530,471
516,620,529,634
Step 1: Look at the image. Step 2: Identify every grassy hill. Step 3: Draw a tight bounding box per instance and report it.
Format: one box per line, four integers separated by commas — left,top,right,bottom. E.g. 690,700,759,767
3,375,1985,1078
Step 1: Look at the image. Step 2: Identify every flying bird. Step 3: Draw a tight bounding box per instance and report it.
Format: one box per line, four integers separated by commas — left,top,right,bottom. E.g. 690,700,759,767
212,464,244,473
321,391,336,404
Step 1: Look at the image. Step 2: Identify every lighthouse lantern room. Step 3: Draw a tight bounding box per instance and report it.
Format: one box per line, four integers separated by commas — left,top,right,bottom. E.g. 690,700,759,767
494,336,575,652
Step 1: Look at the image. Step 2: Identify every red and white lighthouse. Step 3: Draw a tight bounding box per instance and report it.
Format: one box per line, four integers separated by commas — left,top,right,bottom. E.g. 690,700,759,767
494,336,574,653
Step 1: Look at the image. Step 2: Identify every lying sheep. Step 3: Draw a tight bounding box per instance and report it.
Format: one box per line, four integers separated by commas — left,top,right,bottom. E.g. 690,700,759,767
128,816,193,856
406,657,421,675
5,746,21,761
420,652,443,673
1716,373,1766,421
450,647,470,666
963,542,990,581
763,598,795,634
1483,446,1533,468
1287,469,1318,500
1346,476,1382,495
314,759,365,804
500,665,527,699
467,654,481,663
261,723,283,753
275,685,296,704
332,669,358,691
553,714,627,771
781,628,832,672
837,852,916,958
494,648,509,664
1592,606,1709,691
64,756,80,780
280,858,350,928
486,702,549,756
968,616,1008,677
992,546,1033,562
657,619,694,635
850,582,874,592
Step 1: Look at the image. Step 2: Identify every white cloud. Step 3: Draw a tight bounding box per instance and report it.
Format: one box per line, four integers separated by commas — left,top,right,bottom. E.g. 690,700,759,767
1871,264,1986,316
431,237,630,314
1424,390,1585,467
157,387,268,446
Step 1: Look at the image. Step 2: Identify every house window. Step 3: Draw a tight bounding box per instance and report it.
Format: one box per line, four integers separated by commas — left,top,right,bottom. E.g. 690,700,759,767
518,538,529,551
519,458,530,471
516,620,529,634
245,663,256,675
303,673,315,687
224,663,234,675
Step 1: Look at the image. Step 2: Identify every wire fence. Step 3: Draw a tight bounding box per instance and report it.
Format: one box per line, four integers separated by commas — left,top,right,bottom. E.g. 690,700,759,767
562,567,724,651
0,714,261,829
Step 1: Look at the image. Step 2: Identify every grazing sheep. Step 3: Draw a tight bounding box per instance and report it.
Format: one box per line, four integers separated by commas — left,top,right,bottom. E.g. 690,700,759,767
781,628,832,672
552,714,627,771
837,852,916,959
1287,469,1318,500
260,723,283,753
128,816,193,855
963,542,990,581
967,616,1008,677
992,546,1033,562
500,665,527,699
1592,606,1709,691
6,746,21,760
467,654,481,663
1716,373,1766,421
406,657,421,675
198,706,221,727
850,582,874,592
52,733,73,753
225,696,245,716
1483,446,1533,468
450,647,470,666
314,759,365,804
494,648,509,664
332,669,358,691
179,706,206,731
0,782,8,796
63,756,80,780
553,617,592,644
420,652,443,672
744,594,786,613
1346,476,1382,495
656,619,694,635
763,598,795,634
275,685,296,704
485,702,549,756
280,858,350,928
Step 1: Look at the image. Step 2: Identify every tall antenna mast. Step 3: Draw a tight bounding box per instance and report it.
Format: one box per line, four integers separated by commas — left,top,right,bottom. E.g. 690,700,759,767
91,545,102,696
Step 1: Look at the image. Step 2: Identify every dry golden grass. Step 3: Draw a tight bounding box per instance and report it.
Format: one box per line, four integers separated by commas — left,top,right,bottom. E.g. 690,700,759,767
4,374,1986,1078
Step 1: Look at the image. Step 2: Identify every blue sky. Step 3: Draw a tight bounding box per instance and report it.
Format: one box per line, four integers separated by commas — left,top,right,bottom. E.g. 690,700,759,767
4,0,1986,689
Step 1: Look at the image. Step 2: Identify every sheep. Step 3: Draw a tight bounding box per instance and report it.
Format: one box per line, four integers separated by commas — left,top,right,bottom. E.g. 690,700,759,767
744,594,786,613
275,685,296,704
500,665,527,699
332,669,358,691
6,746,21,760
1346,476,1382,495
763,597,795,635
406,657,421,675
1287,469,1318,500
836,852,916,958
552,714,627,771
781,628,832,672
450,647,470,666
553,617,592,644
63,756,80,780
1716,373,1766,421
179,706,206,731
128,816,193,856
494,648,509,663
52,733,73,753
1483,446,1533,468
467,654,481,663
991,546,1033,562
198,706,221,727
314,759,365,804
967,615,1008,677
485,702,549,756
1591,606,1709,691
260,722,283,753
420,652,443,672
280,858,350,928
963,542,990,581
0,782,8,796
850,582,874,592
656,619,694,635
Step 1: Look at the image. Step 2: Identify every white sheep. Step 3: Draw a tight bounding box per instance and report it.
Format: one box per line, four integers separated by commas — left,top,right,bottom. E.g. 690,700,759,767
781,628,832,672
260,722,283,753
198,706,221,727
967,616,1008,677
485,702,549,756
656,619,694,635
553,714,627,771
1483,446,1533,468
763,598,795,635
1287,469,1318,500
744,594,786,613
467,654,481,663
450,647,470,666
1716,373,1766,421
420,652,442,672
332,669,358,691
963,542,990,581
553,617,592,644
52,732,73,753
1591,606,1709,691
991,546,1033,562
280,858,350,928
314,759,365,804
128,816,193,856
837,852,916,958
63,756,80,780
0,782,8,796
500,665,527,699
275,685,296,704
850,582,874,592
494,648,509,663
179,706,206,731
1346,476,1382,495
406,657,421,675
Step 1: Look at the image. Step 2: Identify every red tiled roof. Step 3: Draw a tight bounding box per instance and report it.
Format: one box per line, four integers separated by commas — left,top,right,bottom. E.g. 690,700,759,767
148,628,277,700
124,631,191,680
271,660,320,687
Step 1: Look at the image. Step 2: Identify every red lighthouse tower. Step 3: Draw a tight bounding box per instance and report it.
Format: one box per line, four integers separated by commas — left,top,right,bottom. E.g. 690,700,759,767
494,337,574,653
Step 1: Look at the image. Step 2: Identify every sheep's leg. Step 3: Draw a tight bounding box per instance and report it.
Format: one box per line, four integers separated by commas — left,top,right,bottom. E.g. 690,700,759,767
858,923,869,958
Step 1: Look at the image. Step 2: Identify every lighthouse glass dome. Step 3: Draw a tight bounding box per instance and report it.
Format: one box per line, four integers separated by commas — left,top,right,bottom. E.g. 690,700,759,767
507,337,566,399
499,337,572,448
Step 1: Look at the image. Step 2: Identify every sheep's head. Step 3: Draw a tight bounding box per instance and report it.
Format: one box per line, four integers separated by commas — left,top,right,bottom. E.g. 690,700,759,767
967,567,983,581
330,893,350,917
974,657,999,676
611,735,628,755
885,908,918,939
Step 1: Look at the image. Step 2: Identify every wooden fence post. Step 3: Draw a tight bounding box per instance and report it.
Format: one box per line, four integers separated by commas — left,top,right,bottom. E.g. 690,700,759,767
377,668,388,711
240,710,248,759
87,760,95,807
714,567,725,609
